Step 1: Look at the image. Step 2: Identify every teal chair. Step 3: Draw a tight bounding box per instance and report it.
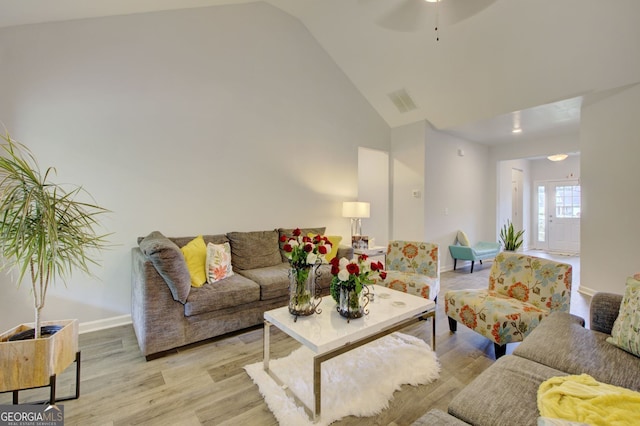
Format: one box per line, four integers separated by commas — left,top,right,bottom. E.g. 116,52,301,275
449,230,500,273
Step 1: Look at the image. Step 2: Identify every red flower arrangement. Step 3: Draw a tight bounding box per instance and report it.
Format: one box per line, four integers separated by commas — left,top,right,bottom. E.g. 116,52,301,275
281,228,333,269
329,254,386,302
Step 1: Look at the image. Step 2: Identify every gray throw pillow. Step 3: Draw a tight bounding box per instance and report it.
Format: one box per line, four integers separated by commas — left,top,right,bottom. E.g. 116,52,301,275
226,230,282,270
139,231,191,303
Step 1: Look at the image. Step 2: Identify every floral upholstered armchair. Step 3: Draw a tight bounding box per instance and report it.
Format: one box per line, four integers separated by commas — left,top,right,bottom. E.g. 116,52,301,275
378,240,440,301
444,252,572,358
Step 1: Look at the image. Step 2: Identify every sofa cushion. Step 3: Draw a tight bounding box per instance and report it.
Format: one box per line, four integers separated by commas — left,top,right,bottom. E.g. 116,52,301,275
181,235,207,287
380,270,439,300
412,409,470,425
445,289,546,345
184,273,260,316
238,263,334,300
227,230,282,270
278,227,326,262
606,276,640,357
139,231,191,303
448,355,567,426
472,241,501,257
237,263,290,300
513,312,640,391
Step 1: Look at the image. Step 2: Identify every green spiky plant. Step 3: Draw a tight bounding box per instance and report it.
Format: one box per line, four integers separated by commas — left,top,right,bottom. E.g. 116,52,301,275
499,220,525,251
0,131,109,339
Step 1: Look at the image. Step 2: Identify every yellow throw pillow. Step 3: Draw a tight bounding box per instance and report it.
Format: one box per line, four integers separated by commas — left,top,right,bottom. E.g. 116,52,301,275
180,235,207,287
308,233,342,262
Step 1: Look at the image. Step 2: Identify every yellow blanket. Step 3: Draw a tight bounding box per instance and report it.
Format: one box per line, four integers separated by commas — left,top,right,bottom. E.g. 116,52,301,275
538,374,640,426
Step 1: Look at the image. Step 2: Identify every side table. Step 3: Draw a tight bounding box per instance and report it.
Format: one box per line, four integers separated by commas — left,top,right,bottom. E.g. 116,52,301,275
353,246,386,266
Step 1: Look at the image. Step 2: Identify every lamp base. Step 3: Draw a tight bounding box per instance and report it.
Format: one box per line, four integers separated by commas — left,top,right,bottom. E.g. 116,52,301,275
350,218,362,240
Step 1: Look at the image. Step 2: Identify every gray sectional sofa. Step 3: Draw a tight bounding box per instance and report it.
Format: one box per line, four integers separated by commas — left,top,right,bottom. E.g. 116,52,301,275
416,292,640,425
131,227,351,360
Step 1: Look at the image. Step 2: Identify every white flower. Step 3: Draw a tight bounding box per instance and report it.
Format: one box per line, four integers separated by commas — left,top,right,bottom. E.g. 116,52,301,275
307,253,318,265
339,257,349,268
338,269,350,282
289,239,299,247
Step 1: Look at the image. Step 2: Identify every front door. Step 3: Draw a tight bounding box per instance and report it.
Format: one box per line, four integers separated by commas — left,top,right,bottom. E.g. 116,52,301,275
548,181,580,253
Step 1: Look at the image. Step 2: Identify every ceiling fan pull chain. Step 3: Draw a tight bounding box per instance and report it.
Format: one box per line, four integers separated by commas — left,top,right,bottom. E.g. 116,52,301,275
435,0,440,41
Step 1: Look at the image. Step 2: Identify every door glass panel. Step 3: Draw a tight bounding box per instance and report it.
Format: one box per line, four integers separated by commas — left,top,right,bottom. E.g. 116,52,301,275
555,185,581,218
537,185,545,242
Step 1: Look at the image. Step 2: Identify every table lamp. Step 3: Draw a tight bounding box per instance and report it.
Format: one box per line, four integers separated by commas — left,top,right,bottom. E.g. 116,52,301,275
342,201,370,238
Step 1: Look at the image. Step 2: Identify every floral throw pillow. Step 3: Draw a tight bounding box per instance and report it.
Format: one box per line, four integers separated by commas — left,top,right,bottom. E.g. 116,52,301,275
606,276,640,357
206,242,234,284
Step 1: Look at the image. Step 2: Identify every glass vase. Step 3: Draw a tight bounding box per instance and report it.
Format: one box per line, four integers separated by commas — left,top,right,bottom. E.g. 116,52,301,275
288,264,321,318
337,285,370,321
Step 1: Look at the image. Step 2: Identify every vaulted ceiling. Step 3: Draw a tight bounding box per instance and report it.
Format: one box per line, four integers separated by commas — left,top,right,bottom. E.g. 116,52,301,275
1,0,639,144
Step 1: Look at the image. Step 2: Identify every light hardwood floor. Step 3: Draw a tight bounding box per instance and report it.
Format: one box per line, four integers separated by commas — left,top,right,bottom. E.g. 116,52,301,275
1,253,587,426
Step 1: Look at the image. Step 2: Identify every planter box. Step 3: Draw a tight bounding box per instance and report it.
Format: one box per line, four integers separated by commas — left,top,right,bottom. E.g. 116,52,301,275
0,319,79,392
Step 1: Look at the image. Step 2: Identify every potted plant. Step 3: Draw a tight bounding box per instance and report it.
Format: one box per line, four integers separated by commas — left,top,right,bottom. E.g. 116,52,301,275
499,220,525,251
0,131,109,395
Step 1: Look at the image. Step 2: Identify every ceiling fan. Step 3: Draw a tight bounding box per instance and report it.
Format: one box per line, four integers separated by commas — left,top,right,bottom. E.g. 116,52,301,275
358,0,497,34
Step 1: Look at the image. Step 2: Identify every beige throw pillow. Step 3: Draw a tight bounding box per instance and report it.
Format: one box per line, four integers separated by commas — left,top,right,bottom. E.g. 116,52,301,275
457,230,471,247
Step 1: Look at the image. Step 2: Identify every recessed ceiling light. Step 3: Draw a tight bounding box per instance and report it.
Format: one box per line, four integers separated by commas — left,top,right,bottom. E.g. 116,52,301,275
425,0,439,3
512,128,522,134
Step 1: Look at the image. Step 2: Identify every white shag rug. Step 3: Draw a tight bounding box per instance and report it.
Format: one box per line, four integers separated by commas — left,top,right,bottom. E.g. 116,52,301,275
244,332,440,426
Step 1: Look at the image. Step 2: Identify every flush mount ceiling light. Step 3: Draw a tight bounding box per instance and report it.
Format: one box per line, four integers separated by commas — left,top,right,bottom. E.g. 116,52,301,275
547,154,569,162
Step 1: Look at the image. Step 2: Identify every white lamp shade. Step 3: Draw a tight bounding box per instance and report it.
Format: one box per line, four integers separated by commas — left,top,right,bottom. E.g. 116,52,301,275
342,201,370,218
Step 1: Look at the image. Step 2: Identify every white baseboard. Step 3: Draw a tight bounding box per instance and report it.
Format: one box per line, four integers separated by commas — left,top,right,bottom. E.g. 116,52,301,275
578,285,598,297
79,314,132,334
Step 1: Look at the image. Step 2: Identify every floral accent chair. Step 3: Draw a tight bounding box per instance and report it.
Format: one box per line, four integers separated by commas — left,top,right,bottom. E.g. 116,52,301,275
444,252,572,358
378,240,440,301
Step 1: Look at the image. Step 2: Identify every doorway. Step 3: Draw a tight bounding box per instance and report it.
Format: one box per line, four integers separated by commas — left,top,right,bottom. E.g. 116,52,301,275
511,168,524,233
534,180,580,253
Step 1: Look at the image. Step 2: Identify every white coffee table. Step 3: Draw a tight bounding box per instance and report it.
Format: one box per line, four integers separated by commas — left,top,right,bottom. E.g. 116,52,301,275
263,285,436,422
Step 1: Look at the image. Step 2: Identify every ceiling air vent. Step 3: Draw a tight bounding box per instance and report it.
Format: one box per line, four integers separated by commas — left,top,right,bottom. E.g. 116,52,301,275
388,88,418,113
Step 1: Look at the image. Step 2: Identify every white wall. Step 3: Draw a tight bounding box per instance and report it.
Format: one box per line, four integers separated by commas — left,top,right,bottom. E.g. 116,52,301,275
358,147,389,248
530,155,580,182
424,127,491,271
389,122,491,271
0,3,390,331
580,83,640,295
390,121,426,241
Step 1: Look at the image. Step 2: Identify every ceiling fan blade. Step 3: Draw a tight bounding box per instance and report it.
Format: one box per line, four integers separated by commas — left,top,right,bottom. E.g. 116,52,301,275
359,0,428,33
439,0,497,26
358,0,498,32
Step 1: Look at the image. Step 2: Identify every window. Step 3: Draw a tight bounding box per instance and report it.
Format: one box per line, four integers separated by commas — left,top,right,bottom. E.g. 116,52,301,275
537,186,546,242
555,185,581,218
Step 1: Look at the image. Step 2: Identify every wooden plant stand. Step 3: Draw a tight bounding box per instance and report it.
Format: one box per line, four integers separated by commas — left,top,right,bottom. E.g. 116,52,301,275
0,319,81,404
